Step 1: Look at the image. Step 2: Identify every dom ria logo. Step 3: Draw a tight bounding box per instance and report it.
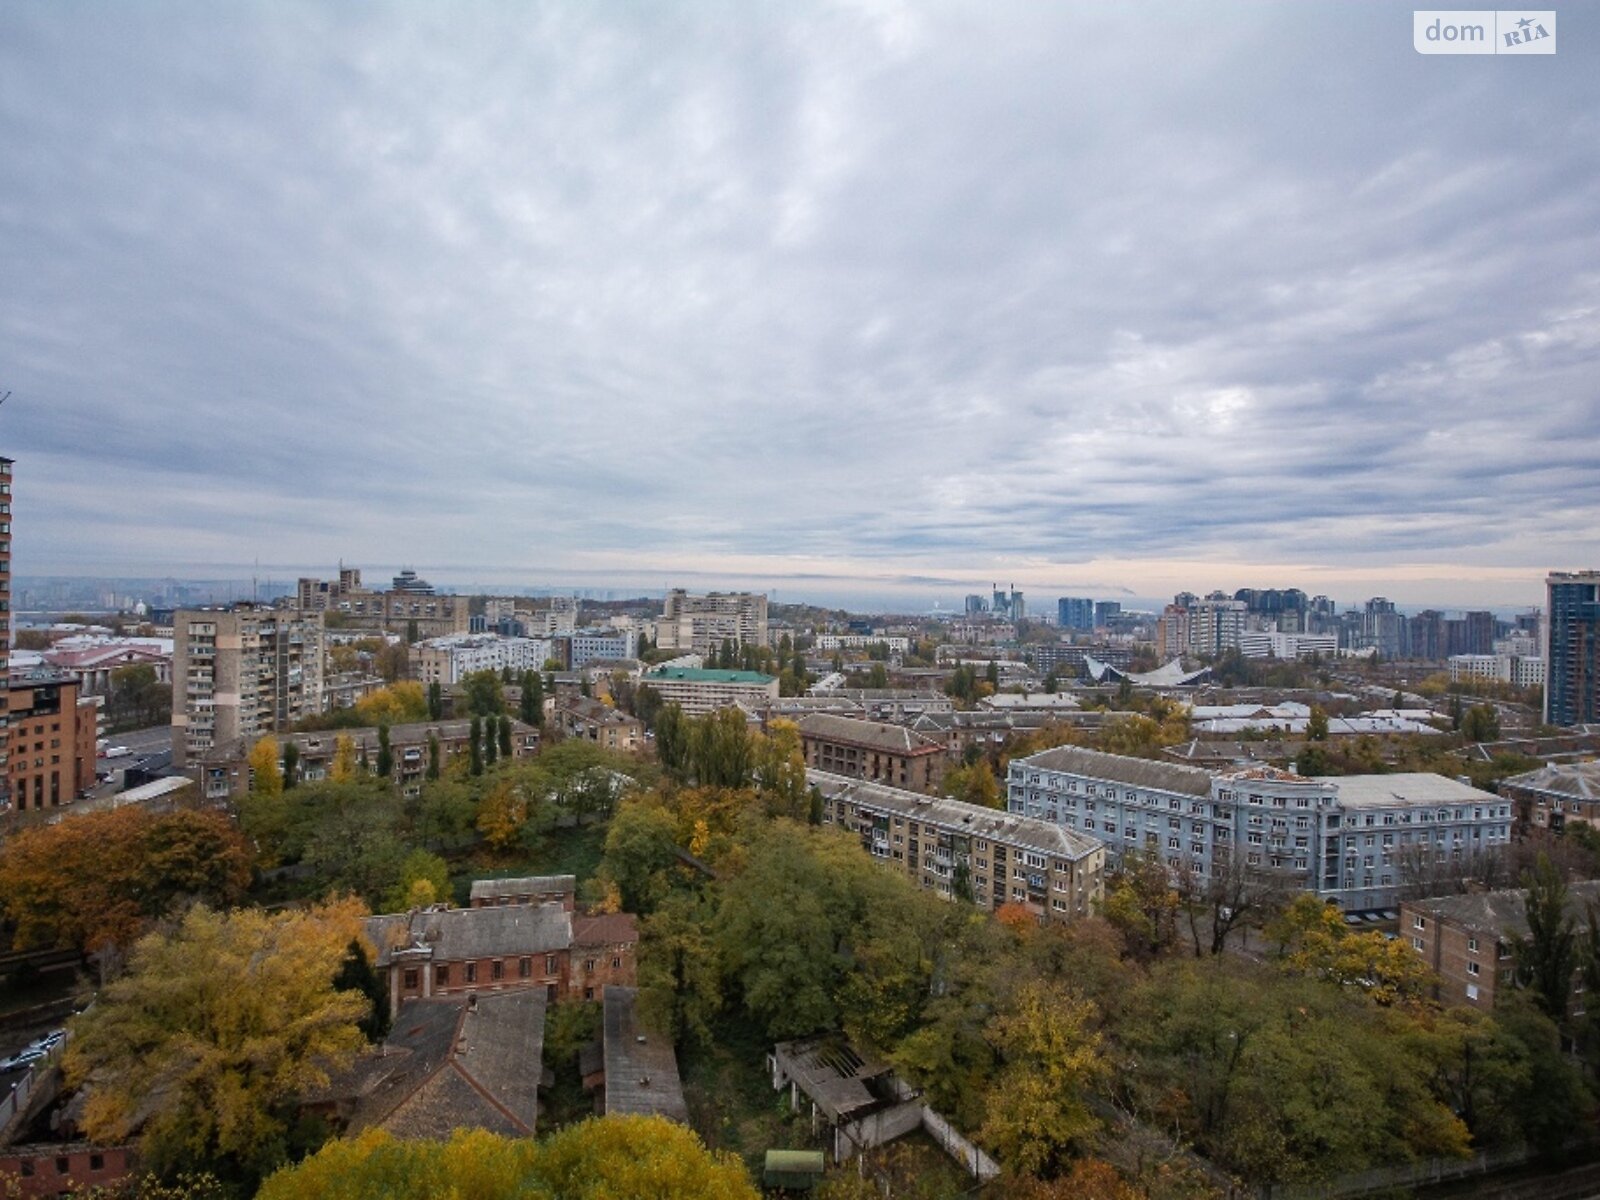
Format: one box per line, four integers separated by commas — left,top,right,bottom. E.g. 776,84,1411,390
1414,10,1556,53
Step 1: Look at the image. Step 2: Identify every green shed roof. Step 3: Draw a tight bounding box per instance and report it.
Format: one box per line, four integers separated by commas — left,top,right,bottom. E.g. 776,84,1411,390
646,668,777,684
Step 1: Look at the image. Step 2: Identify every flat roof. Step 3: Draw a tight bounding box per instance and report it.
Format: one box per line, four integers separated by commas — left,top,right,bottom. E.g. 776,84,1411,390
1313,772,1500,808
646,668,776,684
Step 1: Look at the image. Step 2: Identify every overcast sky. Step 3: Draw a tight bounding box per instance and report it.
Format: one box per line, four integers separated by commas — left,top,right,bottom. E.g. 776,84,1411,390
1,2,1595,611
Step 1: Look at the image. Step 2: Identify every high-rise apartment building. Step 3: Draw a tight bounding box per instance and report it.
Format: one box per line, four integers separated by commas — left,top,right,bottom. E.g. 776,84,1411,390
0,455,12,809
1187,596,1246,656
1093,601,1122,627
657,589,768,655
1057,597,1094,631
1546,571,1600,726
172,605,325,766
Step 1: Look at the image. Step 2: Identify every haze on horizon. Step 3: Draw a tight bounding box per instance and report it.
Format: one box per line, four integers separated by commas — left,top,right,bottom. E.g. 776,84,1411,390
1,2,1595,612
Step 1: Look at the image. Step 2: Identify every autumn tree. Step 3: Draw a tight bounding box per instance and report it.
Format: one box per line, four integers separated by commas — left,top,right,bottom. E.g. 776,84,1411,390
0,807,251,955
597,800,681,914
248,736,282,796
331,733,359,782
941,761,1002,808
1267,894,1433,1006
979,980,1107,1177
257,1116,759,1200
354,681,428,726
1101,850,1181,960
66,900,372,1186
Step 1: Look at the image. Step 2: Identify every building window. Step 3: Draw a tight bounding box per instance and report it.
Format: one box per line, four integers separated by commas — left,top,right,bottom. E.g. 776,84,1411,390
466,962,477,983
519,957,532,978
1468,937,1478,953
545,954,557,974
435,964,449,987
491,960,504,981
1412,936,1425,952
1413,915,1426,930
402,968,419,990
612,956,622,968
1467,961,1480,976
1466,983,1480,1002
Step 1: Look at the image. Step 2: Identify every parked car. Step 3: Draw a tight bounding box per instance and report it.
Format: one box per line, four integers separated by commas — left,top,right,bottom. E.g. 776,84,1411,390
0,1047,45,1072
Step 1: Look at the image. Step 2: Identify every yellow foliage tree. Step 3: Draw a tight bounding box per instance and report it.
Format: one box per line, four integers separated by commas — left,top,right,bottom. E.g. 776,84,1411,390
65,899,371,1180
980,980,1108,1177
354,681,429,726
258,1115,759,1200
331,732,359,782
247,735,282,796
1268,893,1434,1005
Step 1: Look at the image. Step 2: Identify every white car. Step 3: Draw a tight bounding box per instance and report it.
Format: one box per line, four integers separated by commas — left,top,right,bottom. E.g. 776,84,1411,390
0,1048,45,1072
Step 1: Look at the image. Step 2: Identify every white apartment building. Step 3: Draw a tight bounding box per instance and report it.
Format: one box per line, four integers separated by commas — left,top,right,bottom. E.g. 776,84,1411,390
641,667,778,716
1448,654,1546,688
1187,598,1246,656
411,634,555,687
814,634,912,654
1008,746,1512,912
564,628,638,667
1237,631,1338,661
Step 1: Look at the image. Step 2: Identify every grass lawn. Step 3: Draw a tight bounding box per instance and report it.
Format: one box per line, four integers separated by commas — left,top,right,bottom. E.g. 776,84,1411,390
447,820,609,906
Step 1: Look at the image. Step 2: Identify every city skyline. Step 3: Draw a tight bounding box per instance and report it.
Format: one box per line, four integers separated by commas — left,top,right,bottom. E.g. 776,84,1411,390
1,3,1596,606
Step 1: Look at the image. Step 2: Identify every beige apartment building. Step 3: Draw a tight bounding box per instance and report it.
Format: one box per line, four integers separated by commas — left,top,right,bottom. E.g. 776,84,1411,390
810,769,1105,923
294,566,469,639
657,589,768,654
0,455,11,808
171,605,325,766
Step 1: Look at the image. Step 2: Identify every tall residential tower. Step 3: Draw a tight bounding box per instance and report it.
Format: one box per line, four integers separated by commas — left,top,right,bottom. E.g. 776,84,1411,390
1546,571,1600,726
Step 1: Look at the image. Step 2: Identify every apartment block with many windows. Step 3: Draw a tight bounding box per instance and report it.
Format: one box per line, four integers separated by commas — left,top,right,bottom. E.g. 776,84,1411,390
810,769,1105,922
1546,571,1600,726
1008,746,1513,911
171,605,325,766
656,589,768,655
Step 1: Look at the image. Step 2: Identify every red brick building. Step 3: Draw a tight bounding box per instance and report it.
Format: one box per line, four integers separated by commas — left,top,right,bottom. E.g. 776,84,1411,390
364,899,638,1018
797,713,946,793
0,1145,135,1197
6,672,97,812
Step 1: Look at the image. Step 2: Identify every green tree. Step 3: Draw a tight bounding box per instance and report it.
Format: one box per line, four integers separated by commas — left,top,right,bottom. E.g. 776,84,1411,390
375,724,393,779
655,704,687,773
498,713,513,759
426,733,440,781
1307,706,1330,742
599,802,681,913
484,716,500,767
281,741,300,789
462,669,506,717
427,680,444,720
941,762,1001,808
1462,703,1501,743
469,715,484,777
639,891,723,1045
333,937,391,1043
1516,854,1577,1020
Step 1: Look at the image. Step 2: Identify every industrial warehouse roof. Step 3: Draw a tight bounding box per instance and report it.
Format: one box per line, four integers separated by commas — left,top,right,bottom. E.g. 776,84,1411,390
808,769,1104,862
603,987,688,1123
1018,744,1214,798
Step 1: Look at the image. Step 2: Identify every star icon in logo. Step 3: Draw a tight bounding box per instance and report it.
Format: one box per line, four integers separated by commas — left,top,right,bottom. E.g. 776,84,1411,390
1517,16,1533,29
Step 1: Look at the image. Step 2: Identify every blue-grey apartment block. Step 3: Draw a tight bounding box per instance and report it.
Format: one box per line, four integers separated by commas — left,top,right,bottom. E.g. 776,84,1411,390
1008,745,1512,912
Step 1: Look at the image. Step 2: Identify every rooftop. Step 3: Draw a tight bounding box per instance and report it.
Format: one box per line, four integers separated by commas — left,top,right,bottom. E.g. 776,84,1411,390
1019,744,1213,798
809,769,1104,862
333,992,546,1138
364,905,572,966
468,875,576,902
1314,772,1500,809
796,713,943,756
646,667,777,684
1501,760,1600,801
1409,880,1600,939
603,986,688,1123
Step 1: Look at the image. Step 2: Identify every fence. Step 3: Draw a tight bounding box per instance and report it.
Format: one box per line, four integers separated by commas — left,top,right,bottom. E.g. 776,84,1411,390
920,1107,1000,1182
1255,1143,1533,1200
0,1042,63,1144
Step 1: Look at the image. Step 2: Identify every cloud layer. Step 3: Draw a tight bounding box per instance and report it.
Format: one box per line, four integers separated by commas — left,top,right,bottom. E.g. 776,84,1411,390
2,2,1596,608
